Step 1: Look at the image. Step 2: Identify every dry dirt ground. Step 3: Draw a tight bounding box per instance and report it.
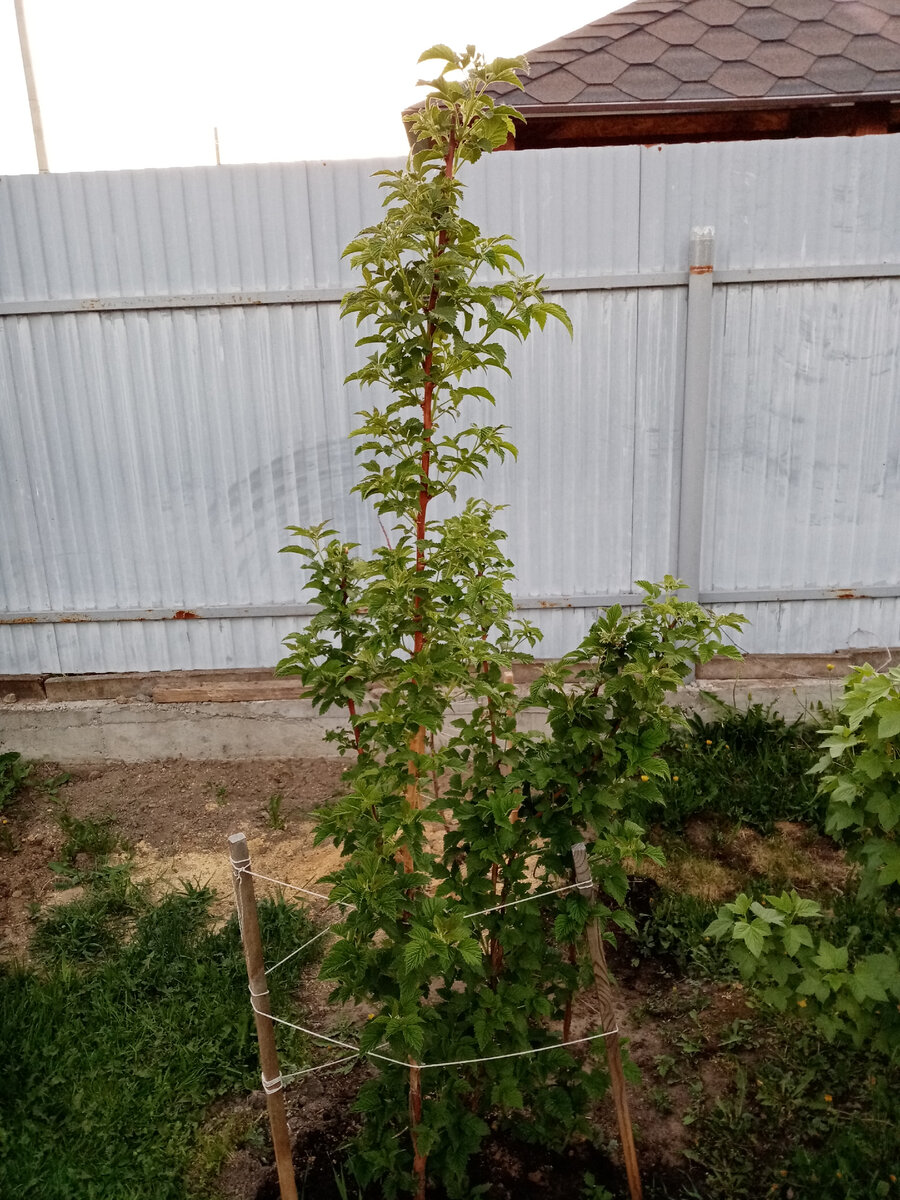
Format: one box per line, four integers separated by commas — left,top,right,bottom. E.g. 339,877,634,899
0,759,344,959
0,760,852,1199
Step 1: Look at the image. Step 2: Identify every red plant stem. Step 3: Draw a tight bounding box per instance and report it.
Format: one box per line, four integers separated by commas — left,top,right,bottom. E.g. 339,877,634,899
409,1058,426,1200
346,697,361,754
340,568,373,818
404,132,457,1200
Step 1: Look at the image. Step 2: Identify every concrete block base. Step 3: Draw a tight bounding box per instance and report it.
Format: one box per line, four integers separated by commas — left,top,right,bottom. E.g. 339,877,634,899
0,680,838,764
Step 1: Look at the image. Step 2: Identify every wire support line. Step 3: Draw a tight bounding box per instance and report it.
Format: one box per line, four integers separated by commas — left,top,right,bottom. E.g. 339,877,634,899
252,1000,618,1072
265,924,336,975
281,1052,361,1082
463,880,592,920
235,865,356,909
236,862,588,926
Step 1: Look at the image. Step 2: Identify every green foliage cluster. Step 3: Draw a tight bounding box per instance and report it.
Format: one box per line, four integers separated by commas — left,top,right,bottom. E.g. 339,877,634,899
706,665,900,1051
0,750,31,815
657,700,825,832
0,870,320,1200
277,45,744,1197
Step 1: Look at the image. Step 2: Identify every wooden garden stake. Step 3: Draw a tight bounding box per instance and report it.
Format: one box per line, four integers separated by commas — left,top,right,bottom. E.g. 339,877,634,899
229,833,299,1200
571,842,643,1200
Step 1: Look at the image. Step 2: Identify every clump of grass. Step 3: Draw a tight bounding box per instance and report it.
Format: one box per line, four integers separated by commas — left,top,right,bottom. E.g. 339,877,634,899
660,699,826,832
264,792,285,831
209,782,229,806
32,862,145,966
56,810,120,865
1,869,322,1199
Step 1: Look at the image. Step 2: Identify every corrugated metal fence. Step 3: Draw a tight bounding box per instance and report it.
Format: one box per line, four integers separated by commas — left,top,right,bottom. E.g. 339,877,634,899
2,136,899,672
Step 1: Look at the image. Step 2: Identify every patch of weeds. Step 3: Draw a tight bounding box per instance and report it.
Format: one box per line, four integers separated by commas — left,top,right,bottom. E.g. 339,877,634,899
186,1106,268,1196
40,770,72,801
209,782,229,806
332,1166,366,1200
265,792,286,831
0,750,31,815
649,1085,674,1115
660,700,825,832
630,890,735,979
0,867,323,1200
56,809,120,865
716,1018,754,1051
581,1172,615,1200
678,1022,899,1199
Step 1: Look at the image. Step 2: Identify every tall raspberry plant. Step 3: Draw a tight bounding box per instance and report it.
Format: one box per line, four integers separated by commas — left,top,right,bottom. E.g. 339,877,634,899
279,47,744,1198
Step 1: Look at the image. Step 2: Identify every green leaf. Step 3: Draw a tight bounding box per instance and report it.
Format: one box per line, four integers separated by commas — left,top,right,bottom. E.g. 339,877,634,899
876,699,900,739
783,924,814,956
813,940,848,972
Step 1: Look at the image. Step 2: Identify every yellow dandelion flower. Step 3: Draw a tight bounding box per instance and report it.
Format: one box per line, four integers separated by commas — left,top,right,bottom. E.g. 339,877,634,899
890,1175,896,1183
640,774,649,782
367,1013,375,1020
827,663,835,671
705,739,712,745
836,1172,842,1179
824,1094,833,1102
797,999,807,1008
673,775,679,782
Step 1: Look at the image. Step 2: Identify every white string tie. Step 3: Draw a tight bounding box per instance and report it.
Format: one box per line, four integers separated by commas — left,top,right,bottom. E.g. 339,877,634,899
281,1052,360,1081
463,879,592,920
260,1008,618,1072
266,924,335,975
240,867,356,910
248,982,270,999
261,1072,283,1095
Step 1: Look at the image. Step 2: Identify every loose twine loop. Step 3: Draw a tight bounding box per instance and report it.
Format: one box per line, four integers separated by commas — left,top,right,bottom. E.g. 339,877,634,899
232,859,613,1082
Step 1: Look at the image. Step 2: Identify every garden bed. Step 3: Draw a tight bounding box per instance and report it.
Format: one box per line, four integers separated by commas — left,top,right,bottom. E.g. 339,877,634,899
1,729,896,1200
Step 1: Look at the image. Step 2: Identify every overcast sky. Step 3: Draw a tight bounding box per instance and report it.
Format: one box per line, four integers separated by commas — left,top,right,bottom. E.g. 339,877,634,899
1,1,615,176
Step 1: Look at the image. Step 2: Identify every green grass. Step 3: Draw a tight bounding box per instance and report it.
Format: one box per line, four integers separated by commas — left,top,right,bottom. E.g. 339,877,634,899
658,700,826,832
0,870,322,1199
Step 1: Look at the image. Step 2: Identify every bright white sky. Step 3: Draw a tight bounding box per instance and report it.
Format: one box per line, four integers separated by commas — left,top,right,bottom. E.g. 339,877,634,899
1,1,616,176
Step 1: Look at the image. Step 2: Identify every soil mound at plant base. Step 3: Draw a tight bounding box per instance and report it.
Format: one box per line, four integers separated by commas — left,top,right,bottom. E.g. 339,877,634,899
256,1069,364,1200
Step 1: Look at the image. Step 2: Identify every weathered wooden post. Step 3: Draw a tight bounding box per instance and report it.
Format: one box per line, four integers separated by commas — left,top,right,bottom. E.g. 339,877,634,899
229,833,299,1200
571,841,643,1200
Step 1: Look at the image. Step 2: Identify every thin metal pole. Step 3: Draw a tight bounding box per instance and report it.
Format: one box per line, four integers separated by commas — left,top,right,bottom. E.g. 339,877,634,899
571,842,643,1200
14,0,49,173
229,833,299,1200
677,226,716,605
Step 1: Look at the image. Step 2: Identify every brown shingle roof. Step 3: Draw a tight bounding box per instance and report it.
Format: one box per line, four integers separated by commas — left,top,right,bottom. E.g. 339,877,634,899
491,0,900,109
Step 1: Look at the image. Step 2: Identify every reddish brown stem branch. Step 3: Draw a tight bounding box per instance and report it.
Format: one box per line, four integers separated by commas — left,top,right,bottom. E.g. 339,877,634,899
404,126,457,1200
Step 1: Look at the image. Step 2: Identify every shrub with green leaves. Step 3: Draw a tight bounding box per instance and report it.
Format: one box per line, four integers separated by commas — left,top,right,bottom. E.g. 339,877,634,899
706,665,900,1050
278,46,744,1198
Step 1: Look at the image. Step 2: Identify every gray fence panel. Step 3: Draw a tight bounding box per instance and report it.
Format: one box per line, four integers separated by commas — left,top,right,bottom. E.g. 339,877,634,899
2,137,899,672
